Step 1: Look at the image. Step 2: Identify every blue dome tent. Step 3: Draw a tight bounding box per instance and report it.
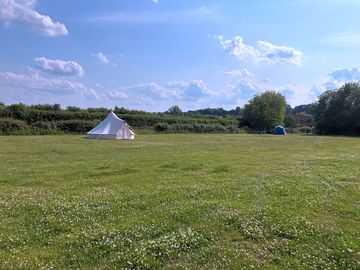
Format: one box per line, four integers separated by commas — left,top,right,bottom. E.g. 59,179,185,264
273,125,287,135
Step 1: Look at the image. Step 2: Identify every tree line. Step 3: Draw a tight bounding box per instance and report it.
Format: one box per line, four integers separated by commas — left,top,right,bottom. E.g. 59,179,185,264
0,103,240,135
2,82,357,135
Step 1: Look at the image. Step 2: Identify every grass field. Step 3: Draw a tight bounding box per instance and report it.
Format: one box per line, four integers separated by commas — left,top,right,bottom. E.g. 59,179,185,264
0,134,359,269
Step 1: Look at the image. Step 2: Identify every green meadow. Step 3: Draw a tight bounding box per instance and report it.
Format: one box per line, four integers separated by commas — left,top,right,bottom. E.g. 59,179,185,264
0,134,359,269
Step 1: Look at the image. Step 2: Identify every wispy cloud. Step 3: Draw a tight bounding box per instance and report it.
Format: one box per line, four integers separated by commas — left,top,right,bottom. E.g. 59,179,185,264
87,6,213,24
223,68,253,77
323,32,360,48
0,0,68,36
0,71,98,99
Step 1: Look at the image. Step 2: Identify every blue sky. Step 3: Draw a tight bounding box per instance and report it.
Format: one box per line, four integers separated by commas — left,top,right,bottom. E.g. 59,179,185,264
1,0,360,111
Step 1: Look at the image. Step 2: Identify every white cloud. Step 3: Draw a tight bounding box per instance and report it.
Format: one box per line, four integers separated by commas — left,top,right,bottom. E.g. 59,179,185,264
279,85,317,107
215,35,260,61
312,67,360,95
0,71,98,99
167,79,212,101
106,80,212,105
214,35,303,66
107,90,128,100
284,68,360,106
229,78,267,99
110,82,177,101
257,40,303,65
33,57,84,77
221,73,318,107
95,52,109,64
152,0,159,4
328,68,360,81
0,0,68,37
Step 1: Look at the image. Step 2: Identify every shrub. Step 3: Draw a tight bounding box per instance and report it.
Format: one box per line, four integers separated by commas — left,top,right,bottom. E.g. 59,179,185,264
154,123,169,132
154,123,232,133
31,121,57,135
0,118,30,135
56,120,97,133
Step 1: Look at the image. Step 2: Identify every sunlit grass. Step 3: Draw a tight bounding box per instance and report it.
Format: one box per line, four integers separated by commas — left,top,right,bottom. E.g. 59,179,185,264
0,134,359,269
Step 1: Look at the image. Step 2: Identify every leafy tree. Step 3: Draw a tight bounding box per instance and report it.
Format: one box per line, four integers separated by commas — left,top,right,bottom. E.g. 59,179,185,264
285,104,293,114
167,105,182,115
242,91,286,131
66,106,81,112
284,113,297,128
293,104,315,114
8,103,27,119
31,104,54,111
52,104,61,111
313,82,360,135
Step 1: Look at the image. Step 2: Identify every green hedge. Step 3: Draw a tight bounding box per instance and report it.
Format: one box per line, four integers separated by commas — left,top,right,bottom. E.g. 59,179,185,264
0,103,241,135
56,120,97,133
0,118,29,135
154,123,239,133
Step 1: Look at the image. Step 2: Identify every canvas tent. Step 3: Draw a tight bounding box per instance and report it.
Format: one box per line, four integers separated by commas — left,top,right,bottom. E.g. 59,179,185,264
273,125,287,135
86,111,135,140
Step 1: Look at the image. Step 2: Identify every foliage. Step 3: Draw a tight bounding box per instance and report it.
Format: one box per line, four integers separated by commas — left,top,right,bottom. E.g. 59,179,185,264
284,113,297,128
6,81,360,136
293,103,315,115
0,103,239,135
7,103,28,120
66,106,82,112
166,105,183,115
56,120,97,133
242,91,286,131
31,121,57,135
154,123,237,133
187,107,241,117
313,82,360,135
0,118,29,135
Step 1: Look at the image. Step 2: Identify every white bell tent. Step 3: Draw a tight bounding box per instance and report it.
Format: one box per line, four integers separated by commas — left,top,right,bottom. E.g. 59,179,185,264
86,111,135,140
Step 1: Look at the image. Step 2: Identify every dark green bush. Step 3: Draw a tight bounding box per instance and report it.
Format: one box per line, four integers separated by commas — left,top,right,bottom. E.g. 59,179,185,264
154,122,169,132
56,120,97,133
0,118,30,135
154,123,233,133
31,121,57,135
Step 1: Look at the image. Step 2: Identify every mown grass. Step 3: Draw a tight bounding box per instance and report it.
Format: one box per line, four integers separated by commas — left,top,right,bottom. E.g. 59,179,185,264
0,134,359,269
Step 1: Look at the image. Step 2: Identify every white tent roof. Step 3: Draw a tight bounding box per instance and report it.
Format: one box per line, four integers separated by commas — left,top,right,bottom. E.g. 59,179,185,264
87,111,134,140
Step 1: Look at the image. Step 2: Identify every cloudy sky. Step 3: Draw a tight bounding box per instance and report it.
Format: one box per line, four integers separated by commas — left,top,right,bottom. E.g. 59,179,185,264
1,0,360,111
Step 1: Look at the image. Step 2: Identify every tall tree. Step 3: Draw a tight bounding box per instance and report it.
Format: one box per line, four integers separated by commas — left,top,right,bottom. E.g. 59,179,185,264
242,91,286,131
313,82,360,135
